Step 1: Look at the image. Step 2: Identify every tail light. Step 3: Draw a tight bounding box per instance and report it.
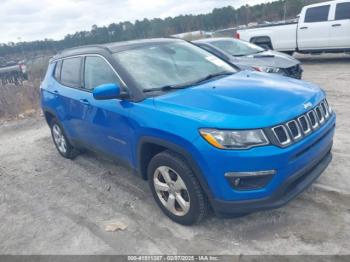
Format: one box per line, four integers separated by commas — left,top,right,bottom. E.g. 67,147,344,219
234,32,240,39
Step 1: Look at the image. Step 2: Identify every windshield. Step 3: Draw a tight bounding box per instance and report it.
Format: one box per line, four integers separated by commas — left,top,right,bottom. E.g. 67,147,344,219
210,39,265,56
113,41,236,91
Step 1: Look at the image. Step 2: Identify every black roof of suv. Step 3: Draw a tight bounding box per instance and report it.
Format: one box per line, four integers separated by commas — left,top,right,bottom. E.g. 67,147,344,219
52,38,181,61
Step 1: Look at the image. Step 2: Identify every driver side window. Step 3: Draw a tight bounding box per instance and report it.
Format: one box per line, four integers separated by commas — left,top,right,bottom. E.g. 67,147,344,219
84,56,120,90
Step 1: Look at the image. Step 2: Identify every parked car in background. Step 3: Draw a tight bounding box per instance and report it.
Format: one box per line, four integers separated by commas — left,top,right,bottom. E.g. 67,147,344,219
193,38,303,79
212,27,237,38
41,38,335,225
0,61,28,85
236,0,350,55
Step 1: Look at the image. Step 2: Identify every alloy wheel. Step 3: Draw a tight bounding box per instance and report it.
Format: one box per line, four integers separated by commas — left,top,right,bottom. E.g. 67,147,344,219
52,124,67,154
153,166,190,216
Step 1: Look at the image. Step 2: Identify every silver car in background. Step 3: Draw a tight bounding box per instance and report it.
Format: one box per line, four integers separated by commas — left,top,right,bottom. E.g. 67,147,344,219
193,38,303,79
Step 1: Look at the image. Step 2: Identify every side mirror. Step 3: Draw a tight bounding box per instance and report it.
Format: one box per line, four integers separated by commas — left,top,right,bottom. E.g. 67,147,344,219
93,83,128,100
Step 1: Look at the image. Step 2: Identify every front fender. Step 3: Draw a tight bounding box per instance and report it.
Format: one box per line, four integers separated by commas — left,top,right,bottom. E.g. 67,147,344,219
136,133,214,200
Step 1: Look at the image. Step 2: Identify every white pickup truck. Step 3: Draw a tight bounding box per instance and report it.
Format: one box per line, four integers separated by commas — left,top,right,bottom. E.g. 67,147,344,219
236,0,350,55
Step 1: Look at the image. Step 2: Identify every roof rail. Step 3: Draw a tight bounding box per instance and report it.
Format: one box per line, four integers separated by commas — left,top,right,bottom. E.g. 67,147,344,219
52,44,112,61
58,44,111,54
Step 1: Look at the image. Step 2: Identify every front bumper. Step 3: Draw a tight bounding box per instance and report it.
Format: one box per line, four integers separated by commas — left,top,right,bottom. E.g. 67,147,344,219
191,113,335,215
211,145,332,215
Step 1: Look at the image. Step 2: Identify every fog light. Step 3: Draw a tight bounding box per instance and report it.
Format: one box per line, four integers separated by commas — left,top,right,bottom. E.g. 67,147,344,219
225,170,276,190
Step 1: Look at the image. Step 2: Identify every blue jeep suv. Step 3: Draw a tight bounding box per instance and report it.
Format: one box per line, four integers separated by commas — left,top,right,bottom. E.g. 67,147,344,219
41,38,335,225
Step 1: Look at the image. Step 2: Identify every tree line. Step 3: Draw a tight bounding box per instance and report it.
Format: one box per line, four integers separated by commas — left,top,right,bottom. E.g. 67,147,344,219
0,0,326,59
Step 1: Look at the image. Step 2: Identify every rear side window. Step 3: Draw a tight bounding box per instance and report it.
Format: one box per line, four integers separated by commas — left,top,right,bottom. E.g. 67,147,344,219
53,61,62,81
304,5,330,23
335,3,350,20
84,56,120,90
61,57,82,87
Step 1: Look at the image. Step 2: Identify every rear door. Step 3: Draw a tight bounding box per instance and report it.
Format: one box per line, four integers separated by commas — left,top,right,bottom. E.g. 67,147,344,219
297,4,332,50
56,56,92,142
329,1,350,49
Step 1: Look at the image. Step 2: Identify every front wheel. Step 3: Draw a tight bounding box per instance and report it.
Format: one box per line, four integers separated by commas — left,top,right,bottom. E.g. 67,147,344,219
148,150,209,225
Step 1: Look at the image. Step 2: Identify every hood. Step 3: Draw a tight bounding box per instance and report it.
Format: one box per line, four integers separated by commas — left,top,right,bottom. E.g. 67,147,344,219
153,71,324,129
230,50,299,69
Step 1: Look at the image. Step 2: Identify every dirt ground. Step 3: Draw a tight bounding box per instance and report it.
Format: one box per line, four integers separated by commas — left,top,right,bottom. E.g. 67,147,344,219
0,54,349,255
0,81,40,119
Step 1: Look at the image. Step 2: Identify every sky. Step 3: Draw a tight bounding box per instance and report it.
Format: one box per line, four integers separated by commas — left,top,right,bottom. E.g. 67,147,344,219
0,0,272,43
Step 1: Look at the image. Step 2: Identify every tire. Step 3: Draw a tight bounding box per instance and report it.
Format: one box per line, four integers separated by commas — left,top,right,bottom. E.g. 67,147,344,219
50,118,79,159
148,150,209,225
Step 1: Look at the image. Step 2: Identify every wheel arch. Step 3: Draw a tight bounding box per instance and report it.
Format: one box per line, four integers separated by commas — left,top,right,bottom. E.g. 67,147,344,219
250,36,273,50
137,136,213,200
43,108,58,126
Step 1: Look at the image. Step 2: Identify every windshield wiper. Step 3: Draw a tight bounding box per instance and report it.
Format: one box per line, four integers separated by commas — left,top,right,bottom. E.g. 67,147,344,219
188,71,234,86
143,71,234,93
143,84,188,93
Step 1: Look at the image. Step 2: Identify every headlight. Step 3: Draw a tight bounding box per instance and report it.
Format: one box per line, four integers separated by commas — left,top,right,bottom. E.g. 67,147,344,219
254,66,280,73
199,129,269,150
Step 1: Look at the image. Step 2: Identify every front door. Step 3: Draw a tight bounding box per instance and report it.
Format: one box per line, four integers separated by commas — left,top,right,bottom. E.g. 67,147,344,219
81,55,133,163
329,2,350,49
298,4,332,50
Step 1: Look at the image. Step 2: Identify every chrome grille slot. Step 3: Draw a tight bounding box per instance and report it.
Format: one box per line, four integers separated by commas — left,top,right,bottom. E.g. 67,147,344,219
272,125,291,145
307,110,319,129
298,115,311,135
321,101,329,119
315,106,325,124
270,100,333,147
325,99,332,114
287,120,302,140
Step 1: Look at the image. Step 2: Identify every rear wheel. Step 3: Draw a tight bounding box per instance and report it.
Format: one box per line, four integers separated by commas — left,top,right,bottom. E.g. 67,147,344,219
50,119,79,159
148,150,209,225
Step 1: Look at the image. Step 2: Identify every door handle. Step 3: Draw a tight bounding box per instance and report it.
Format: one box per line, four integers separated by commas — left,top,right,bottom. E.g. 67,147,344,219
79,99,90,105
332,24,341,27
300,26,308,30
53,90,59,94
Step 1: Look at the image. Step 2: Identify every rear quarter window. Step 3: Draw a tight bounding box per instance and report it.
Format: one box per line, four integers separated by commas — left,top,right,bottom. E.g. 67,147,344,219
304,5,330,23
335,2,350,20
60,57,82,87
53,61,62,81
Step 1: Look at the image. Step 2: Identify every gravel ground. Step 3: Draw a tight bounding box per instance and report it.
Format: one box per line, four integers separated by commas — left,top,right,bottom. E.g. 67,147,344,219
0,54,349,255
